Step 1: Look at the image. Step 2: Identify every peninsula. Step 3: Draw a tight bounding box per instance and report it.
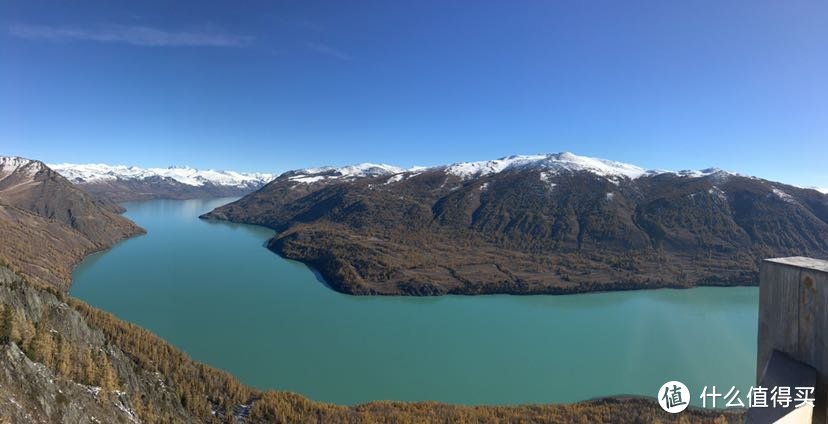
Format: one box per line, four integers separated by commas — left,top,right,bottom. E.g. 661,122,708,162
203,153,828,295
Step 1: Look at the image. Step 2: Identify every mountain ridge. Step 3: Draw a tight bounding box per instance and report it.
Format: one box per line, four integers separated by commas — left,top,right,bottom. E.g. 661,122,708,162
0,156,144,289
267,152,742,184
203,151,828,296
48,162,277,202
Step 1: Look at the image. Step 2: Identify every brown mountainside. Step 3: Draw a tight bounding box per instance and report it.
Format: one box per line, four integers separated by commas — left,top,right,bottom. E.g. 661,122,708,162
203,154,828,295
66,177,266,203
0,157,143,289
0,157,141,245
0,204,95,290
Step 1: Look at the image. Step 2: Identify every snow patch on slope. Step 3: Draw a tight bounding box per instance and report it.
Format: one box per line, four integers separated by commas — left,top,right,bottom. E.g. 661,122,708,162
48,163,275,188
669,168,730,179
296,163,405,178
539,171,558,190
771,188,796,203
384,174,407,185
708,186,727,200
287,175,327,184
285,163,405,184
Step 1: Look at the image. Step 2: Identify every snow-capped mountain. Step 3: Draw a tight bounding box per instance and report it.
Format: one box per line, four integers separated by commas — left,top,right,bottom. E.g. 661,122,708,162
278,152,733,185
281,163,406,184
439,152,739,183
48,163,276,202
0,156,45,180
443,152,651,179
50,163,275,188
204,151,828,296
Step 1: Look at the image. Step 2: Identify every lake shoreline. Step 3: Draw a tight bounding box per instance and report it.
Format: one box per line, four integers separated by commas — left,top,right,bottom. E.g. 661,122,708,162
73,198,758,407
199,214,759,298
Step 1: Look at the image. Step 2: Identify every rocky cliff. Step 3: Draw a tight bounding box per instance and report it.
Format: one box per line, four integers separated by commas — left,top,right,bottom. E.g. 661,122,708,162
0,266,197,423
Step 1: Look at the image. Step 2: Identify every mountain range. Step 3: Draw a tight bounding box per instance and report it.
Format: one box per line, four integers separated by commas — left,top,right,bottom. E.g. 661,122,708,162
49,163,276,202
203,152,828,295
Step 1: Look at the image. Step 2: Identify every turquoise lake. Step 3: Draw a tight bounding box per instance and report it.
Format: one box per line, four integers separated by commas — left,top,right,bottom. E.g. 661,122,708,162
71,197,759,406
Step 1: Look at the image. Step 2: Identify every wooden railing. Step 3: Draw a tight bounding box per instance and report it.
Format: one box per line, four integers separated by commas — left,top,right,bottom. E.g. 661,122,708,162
747,257,828,424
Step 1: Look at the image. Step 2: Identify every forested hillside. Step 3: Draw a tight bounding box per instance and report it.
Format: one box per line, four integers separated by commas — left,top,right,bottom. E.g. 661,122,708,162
205,153,828,295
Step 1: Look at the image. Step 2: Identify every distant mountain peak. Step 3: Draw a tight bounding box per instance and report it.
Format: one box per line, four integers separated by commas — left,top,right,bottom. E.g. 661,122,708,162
0,156,44,177
40,161,277,202
443,152,649,180
284,163,406,183
48,162,276,188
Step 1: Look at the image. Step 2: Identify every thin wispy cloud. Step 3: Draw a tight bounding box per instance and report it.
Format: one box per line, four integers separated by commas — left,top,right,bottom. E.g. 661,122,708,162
8,24,253,47
306,41,351,61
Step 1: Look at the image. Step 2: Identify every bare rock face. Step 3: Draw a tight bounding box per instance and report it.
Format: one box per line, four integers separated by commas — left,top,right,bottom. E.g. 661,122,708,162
0,343,128,424
0,267,189,423
204,153,828,295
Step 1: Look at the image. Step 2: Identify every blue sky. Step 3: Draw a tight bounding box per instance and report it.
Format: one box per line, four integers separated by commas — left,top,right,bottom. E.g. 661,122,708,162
1,1,826,187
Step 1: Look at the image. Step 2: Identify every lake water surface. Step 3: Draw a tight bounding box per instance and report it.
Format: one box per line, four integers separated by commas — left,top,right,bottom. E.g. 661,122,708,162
71,197,758,406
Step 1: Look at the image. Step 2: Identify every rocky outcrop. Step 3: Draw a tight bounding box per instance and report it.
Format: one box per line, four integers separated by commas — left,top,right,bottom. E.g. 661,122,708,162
0,266,196,423
0,342,127,424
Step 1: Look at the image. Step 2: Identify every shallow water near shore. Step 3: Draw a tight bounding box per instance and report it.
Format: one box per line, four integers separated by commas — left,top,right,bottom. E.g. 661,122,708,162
71,197,758,406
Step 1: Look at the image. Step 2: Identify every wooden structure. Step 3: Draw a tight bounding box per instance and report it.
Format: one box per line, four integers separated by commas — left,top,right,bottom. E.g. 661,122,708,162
750,257,828,423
